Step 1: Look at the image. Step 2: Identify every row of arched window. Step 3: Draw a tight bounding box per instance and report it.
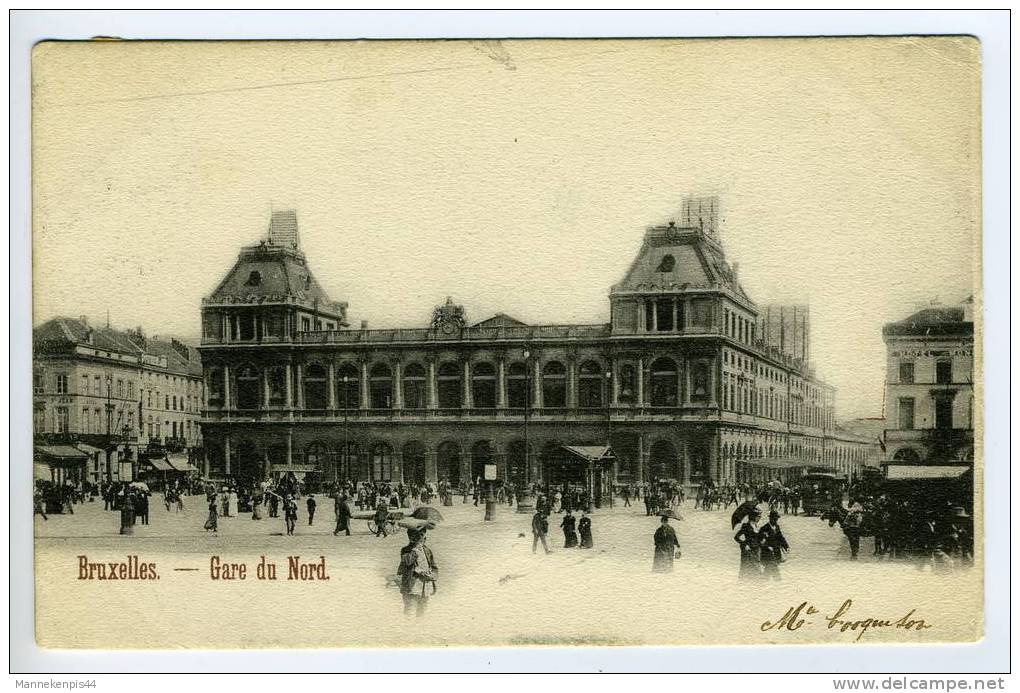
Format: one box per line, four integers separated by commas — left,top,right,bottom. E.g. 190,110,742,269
207,357,703,410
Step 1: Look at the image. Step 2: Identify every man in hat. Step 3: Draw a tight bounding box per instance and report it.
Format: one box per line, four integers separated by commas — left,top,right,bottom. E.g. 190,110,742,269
398,527,437,617
333,493,352,536
284,495,298,536
843,498,865,560
306,494,316,526
373,500,390,538
531,509,552,555
758,510,790,580
653,515,680,573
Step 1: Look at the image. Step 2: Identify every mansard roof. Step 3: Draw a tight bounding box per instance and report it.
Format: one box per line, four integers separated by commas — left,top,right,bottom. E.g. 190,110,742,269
883,306,973,339
611,224,751,303
204,212,347,322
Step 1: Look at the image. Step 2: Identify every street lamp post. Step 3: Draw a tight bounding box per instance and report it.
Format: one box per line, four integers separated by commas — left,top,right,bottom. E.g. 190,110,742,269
516,348,535,513
341,375,349,487
105,375,114,484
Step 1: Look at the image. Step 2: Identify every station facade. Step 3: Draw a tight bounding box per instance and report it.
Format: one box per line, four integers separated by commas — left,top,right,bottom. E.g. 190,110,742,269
198,203,876,489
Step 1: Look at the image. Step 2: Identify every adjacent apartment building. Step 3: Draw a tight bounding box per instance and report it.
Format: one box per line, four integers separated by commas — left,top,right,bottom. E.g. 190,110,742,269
33,318,205,483
881,298,975,465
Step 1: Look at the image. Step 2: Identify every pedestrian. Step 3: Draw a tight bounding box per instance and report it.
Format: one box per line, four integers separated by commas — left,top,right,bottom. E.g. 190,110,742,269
622,486,631,507
758,510,789,580
284,495,298,536
397,528,437,617
578,510,593,549
252,491,264,520
374,501,390,538
333,494,352,536
228,489,239,517
33,488,48,520
204,496,218,534
306,494,316,525
561,510,578,548
734,509,762,580
531,510,552,555
844,498,864,561
653,515,681,573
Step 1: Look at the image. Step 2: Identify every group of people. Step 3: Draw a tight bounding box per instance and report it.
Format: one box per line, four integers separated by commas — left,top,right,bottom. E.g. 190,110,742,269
529,506,594,554
734,507,791,580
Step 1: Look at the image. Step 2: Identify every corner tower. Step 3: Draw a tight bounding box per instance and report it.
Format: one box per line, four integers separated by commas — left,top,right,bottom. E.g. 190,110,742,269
609,196,754,336
201,210,348,344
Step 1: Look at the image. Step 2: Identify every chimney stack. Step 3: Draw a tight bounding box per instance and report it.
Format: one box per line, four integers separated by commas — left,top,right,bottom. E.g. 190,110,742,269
360,320,369,330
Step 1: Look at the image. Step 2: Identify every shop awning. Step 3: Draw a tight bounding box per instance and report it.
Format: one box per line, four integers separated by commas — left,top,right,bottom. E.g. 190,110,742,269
165,455,200,472
884,464,970,481
34,445,88,462
272,465,317,473
562,445,616,463
744,457,812,470
75,443,104,456
148,458,174,471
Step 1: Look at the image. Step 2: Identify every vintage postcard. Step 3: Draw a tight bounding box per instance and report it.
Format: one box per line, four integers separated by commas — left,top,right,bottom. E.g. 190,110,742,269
30,37,982,649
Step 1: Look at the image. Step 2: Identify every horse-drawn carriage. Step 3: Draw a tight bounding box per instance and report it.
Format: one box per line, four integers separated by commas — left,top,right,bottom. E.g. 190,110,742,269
800,471,847,516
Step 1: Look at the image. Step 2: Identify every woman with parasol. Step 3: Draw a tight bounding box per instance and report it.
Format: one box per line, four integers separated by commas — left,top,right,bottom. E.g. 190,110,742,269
652,510,682,572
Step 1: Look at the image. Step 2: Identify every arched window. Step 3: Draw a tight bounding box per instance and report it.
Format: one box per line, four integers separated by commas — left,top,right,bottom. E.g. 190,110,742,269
471,362,496,409
506,362,529,408
542,361,566,409
369,363,393,409
306,441,330,473
437,441,461,486
437,362,462,409
649,358,678,407
402,441,428,485
338,442,361,481
690,360,711,403
303,363,327,410
267,366,286,406
649,440,677,480
235,365,260,410
336,363,359,410
893,448,921,464
207,365,223,404
370,442,394,482
471,440,494,482
618,363,637,404
578,360,606,408
506,440,528,485
402,363,427,409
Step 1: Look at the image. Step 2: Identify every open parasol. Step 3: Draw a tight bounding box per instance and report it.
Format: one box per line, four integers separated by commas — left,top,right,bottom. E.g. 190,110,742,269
730,500,761,529
411,506,445,523
659,508,683,521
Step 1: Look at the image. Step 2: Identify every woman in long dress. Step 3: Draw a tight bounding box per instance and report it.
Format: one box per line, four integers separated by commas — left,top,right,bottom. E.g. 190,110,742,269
251,491,263,520
228,490,239,517
561,511,579,548
734,510,762,580
204,497,218,533
652,516,680,572
578,511,593,549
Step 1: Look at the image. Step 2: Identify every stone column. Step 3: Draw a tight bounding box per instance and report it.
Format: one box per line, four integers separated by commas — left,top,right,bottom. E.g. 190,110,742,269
393,360,403,410
262,368,271,409
638,434,648,485
285,363,294,409
427,359,437,410
567,358,578,409
611,361,620,405
672,297,679,332
532,359,542,409
262,446,271,480
394,451,404,483
425,450,438,483
709,435,720,484
359,360,369,410
650,301,658,332
224,433,232,476
462,360,472,409
286,429,293,467
636,357,645,406
203,446,210,478
203,372,210,408
496,358,508,409
223,365,231,411
295,363,304,410
327,362,336,410
638,299,646,332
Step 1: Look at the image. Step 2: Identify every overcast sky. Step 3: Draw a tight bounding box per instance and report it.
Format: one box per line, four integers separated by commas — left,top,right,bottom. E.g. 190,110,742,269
32,38,980,420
